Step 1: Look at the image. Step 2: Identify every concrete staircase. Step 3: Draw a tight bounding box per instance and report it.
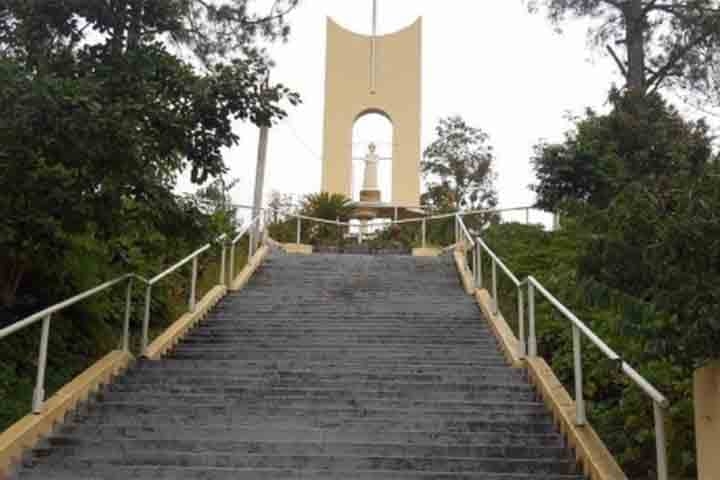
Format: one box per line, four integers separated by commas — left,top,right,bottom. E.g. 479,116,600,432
14,252,585,479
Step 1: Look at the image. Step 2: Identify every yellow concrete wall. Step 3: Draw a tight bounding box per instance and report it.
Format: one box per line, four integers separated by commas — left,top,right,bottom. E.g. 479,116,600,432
0,350,133,475
695,360,720,480
321,18,422,206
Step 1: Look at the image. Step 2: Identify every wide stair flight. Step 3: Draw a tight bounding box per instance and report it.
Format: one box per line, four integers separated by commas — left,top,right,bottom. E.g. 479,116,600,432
14,251,585,479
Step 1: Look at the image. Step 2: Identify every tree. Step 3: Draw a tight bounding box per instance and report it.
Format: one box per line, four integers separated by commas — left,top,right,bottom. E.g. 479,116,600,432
298,193,353,245
300,193,354,221
0,1,299,307
421,116,498,212
527,0,720,95
531,90,712,210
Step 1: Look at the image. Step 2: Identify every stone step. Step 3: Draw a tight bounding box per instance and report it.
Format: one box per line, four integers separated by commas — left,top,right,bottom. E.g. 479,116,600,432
133,358,518,373
106,384,537,403
13,252,584,479
168,347,508,359
54,424,565,446
69,414,556,435
36,438,570,461
100,390,541,408
122,368,524,384
85,400,548,418
111,378,531,394
15,465,585,480
179,336,499,346
24,453,579,475
182,328,495,334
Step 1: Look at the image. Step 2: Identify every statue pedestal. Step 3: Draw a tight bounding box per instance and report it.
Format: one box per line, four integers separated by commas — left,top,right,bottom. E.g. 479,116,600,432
359,189,381,203
356,190,382,220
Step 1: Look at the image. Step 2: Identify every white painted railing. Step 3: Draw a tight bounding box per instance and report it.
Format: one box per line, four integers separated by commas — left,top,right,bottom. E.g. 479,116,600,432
0,215,267,416
476,235,669,480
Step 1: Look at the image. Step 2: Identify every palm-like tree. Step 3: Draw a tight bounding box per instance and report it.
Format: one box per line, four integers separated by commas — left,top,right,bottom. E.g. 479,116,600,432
299,193,354,245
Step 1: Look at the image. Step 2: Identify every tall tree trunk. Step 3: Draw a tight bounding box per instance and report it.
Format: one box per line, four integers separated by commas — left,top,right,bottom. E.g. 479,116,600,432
0,257,26,308
127,0,144,52
625,0,646,92
110,0,128,59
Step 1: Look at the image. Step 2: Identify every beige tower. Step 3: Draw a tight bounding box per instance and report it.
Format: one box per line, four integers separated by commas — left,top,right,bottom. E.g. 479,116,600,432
321,17,422,210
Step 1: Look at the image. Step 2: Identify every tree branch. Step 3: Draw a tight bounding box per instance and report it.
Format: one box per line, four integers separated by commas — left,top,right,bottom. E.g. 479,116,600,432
646,29,716,92
606,44,629,78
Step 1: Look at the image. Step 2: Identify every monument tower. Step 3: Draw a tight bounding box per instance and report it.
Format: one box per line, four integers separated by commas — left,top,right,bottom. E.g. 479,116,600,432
321,2,423,218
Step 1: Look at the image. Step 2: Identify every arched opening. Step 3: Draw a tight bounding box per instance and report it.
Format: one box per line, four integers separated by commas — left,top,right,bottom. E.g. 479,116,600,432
351,111,393,202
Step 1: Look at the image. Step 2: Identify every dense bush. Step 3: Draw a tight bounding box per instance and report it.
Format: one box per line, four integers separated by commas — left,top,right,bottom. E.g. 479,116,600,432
481,221,697,479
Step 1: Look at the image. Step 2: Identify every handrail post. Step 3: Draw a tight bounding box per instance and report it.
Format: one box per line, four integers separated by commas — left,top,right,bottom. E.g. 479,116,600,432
141,285,151,355
189,256,198,312
654,402,669,480
469,241,475,278
296,216,301,245
249,227,256,258
454,215,459,245
573,324,586,426
219,240,227,286
528,282,537,356
473,242,479,287
491,259,498,315
31,314,52,413
122,278,133,353
229,243,236,285
477,245,483,288
258,211,268,246
422,218,427,249
518,287,526,358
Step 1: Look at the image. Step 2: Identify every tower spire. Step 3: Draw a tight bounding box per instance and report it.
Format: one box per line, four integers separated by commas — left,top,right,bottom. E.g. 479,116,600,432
370,0,378,94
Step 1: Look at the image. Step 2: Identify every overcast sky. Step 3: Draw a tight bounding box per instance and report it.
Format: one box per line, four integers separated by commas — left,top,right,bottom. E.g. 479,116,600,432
179,1,635,213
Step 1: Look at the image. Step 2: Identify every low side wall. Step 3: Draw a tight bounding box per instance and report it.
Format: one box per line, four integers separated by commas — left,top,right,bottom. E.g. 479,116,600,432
526,358,627,480
695,360,720,480
281,243,313,255
451,258,626,480
0,350,133,476
0,241,274,477
474,289,523,368
148,243,271,360
412,247,441,257
452,248,475,295
144,285,227,360
231,245,270,291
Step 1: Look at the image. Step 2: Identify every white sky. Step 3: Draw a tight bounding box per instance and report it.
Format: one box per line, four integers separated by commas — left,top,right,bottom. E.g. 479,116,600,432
177,1,648,213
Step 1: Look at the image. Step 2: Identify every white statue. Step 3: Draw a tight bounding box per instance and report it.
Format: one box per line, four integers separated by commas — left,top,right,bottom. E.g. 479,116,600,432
362,142,380,191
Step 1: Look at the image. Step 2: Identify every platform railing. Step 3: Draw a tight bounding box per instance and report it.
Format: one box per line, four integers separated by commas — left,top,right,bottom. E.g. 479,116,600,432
476,236,669,480
292,214,352,245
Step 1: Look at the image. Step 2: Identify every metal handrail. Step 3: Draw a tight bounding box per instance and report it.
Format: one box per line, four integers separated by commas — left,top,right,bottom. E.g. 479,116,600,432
149,244,212,285
0,218,252,418
456,214,475,247
292,214,351,226
476,238,520,287
526,276,667,405
477,236,669,480
0,274,131,340
232,217,259,244
0,273,142,413
229,213,266,282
